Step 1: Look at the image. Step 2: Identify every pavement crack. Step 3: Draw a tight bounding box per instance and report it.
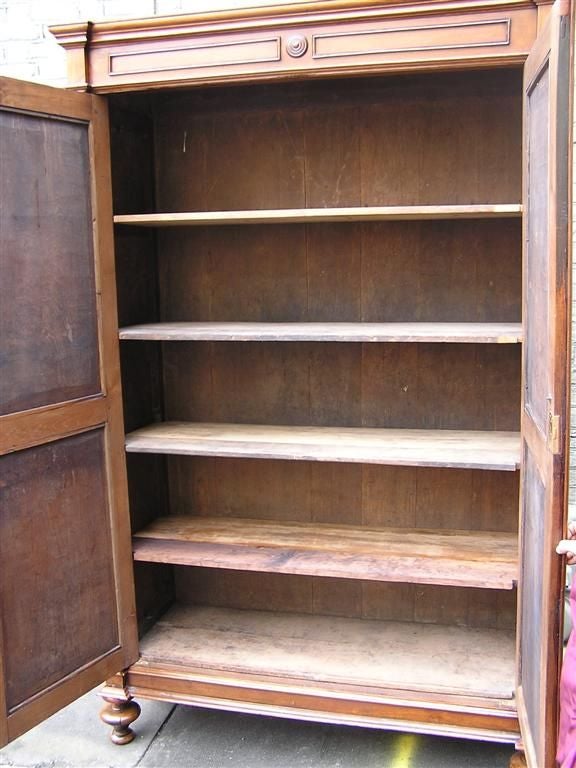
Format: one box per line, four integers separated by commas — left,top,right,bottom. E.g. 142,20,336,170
135,705,177,767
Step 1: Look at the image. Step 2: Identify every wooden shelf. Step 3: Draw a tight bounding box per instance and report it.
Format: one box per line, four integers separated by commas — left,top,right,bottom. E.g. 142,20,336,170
114,204,522,227
139,605,516,701
125,422,521,471
119,322,523,344
133,516,518,589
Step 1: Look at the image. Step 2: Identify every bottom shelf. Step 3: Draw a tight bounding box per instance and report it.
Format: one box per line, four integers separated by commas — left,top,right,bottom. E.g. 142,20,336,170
138,605,515,701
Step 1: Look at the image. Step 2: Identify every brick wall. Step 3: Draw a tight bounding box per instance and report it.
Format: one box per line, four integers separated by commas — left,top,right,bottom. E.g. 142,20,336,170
1,0,575,518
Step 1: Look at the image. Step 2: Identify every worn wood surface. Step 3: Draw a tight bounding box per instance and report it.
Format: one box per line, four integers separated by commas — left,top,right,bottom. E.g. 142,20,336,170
70,30,532,747
516,4,572,767
139,604,516,699
126,422,521,471
109,97,175,633
176,568,517,629
166,459,520,532
0,432,118,711
120,322,522,343
166,457,518,627
0,109,100,415
133,516,518,589
0,78,138,746
160,342,521,433
153,71,522,210
118,660,520,744
90,90,140,689
143,67,523,637
157,220,521,324
114,204,522,227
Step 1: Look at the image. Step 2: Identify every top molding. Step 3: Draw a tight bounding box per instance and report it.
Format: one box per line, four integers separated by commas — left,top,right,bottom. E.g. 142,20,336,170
50,0,545,92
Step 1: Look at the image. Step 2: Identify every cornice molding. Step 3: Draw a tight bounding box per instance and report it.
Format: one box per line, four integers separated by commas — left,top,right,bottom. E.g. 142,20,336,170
50,1,540,46
49,21,91,49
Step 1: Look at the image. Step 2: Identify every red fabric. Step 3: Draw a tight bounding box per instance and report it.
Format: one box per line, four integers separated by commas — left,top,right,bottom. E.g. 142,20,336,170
558,581,576,767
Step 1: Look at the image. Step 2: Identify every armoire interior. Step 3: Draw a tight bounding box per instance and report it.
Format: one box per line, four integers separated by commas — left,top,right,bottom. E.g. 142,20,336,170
110,65,523,702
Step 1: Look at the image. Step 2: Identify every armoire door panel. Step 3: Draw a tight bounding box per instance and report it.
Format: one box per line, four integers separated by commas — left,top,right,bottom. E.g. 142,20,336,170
0,77,138,746
517,2,571,766
523,55,550,437
518,446,546,750
0,431,119,711
0,110,100,416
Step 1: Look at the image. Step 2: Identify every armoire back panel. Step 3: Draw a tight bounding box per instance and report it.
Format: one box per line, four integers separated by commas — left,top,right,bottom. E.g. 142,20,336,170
152,69,522,210
110,68,523,632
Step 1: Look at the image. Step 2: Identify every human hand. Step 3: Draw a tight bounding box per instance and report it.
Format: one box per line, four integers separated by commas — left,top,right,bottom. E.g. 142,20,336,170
557,522,576,566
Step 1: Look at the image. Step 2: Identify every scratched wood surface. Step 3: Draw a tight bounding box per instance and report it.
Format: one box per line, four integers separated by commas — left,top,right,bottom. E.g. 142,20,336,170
109,97,175,632
138,604,516,699
126,422,521,471
133,516,518,589
0,110,100,415
120,321,522,343
111,67,523,632
161,343,520,431
114,204,522,226
515,7,572,765
152,70,522,210
0,432,118,711
156,220,521,324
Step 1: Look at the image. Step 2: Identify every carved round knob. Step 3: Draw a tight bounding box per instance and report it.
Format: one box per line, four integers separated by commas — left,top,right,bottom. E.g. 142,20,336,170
286,35,308,58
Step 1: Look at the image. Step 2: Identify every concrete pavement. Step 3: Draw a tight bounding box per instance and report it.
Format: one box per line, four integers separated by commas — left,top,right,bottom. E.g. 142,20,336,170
0,689,516,768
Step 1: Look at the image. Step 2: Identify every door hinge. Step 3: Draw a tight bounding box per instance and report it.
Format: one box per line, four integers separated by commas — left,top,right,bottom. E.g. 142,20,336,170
547,406,561,455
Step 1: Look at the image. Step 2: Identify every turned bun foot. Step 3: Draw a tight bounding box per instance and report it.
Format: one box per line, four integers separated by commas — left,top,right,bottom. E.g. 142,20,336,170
100,696,141,745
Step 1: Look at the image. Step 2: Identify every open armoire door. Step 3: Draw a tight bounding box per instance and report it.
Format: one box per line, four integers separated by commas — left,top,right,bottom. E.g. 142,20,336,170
0,77,138,746
517,2,572,766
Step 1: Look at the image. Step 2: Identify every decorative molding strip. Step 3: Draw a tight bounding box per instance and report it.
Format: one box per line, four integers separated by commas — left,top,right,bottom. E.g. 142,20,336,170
108,37,281,77
312,17,511,59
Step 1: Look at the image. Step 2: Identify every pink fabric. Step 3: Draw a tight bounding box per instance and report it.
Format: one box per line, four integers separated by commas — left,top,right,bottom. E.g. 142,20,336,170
558,580,576,767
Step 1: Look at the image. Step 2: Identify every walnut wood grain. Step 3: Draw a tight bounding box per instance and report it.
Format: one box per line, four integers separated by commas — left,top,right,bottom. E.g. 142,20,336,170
119,322,522,344
133,516,518,589
125,422,521,471
114,204,522,227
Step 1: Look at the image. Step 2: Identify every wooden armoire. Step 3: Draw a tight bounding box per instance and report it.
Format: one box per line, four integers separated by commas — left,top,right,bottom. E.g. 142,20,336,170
0,1,573,765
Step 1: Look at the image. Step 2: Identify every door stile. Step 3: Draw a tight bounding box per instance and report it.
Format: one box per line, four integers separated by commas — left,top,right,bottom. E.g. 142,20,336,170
88,93,139,661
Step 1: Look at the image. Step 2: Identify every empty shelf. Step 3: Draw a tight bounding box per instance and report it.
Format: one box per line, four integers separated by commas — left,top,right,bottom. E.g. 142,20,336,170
125,422,521,471
114,204,522,227
119,322,522,344
138,604,516,700
133,516,518,589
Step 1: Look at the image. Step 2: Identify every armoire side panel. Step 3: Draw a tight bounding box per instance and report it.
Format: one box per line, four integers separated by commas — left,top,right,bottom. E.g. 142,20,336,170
109,97,175,633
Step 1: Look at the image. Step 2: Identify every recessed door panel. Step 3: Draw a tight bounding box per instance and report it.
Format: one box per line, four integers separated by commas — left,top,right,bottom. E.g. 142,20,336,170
0,431,118,710
0,111,100,415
